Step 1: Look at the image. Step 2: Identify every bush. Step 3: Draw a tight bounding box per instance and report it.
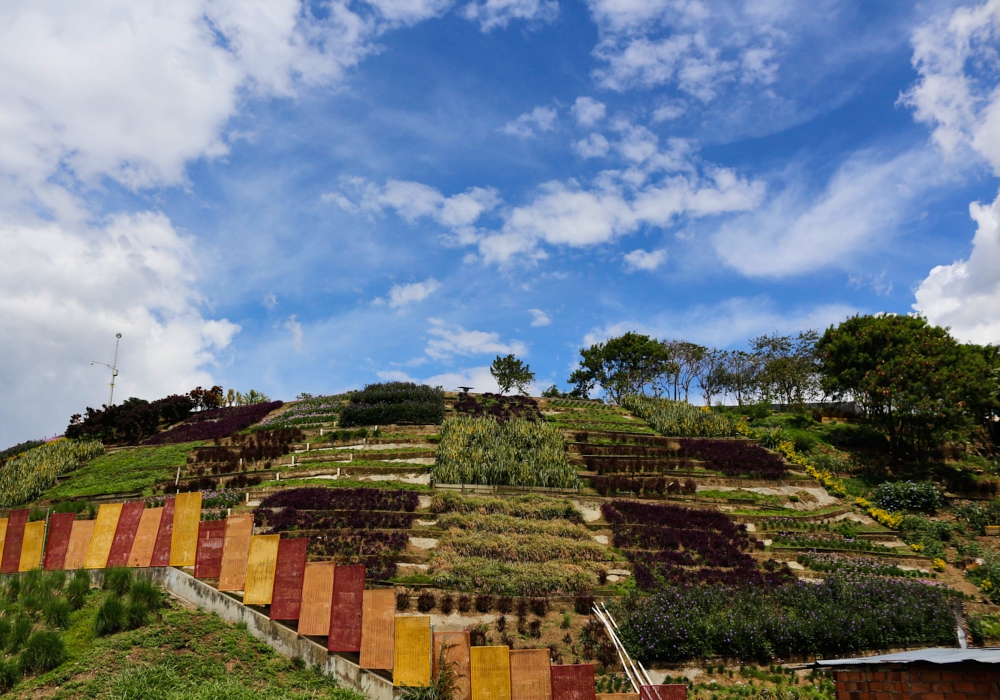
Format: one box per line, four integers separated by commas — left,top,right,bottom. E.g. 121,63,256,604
474,594,493,613
128,579,164,611
439,594,454,615
396,590,411,611
42,597,72,629
103,567,134,596
871,481,942,513
66,571,90,609
623,397,737,438
0,658,21,692
94,595,125,637
19,630,66,674
0,440,104,508
457,595,472,613
339,382,444,427
417,591,436,613
7,613,31,653
144,402,283,445
124,601,148,630
433,417,578,488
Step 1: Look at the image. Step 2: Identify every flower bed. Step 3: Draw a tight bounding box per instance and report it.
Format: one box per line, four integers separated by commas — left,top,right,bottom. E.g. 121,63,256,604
453,392,543,423
144,402,283,444
678,440,786,479
436,513,592,539
771,533,888,552
308,530,409,579
589,475,697,497
796,553,927,577
622,396,737,438
256,394,349,430
338,382,444,427
256,508,415,531
258,486,419,512
430,493,582,521
0,439,104,507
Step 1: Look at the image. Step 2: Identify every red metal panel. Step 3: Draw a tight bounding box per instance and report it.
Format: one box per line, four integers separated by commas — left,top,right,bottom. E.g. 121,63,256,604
150,497,175,567
106,502,145,568
327,564,366,652
550,665,595,700
44,512,76,571
270,538,308,621
639,687,686,700
1,509,28,574
194,520,227,579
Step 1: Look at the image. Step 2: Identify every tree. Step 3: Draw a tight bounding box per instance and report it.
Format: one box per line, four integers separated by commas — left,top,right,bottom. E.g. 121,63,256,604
490,354,535,395
750,332,819,409
719,350,760,406
569,332,673,403
697,349,728,407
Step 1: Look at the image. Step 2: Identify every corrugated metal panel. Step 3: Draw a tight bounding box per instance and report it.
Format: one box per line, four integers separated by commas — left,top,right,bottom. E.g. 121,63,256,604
194,520,227,579
0,520,8,571
639,687,686,700
150,497,175,567
1,509,28,574
128,508,163,568
218,514,254,591
509,649,552,700
434,631,472,700
327,564,366,652
64,520,95,570
44,512,75,570
394,615,432,687
297,561,335,636
270,538,308,621
170,492,202,567
550,664,595,700
360,589,396,670
106,501,145,568
817,648,1000,666
596,695,639,700
85,503,123,569
243,535,280,605
471,646,511,700
19,521,45,572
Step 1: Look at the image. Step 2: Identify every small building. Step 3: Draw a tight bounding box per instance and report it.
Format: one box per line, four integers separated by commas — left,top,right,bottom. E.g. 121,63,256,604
818,648,1000,700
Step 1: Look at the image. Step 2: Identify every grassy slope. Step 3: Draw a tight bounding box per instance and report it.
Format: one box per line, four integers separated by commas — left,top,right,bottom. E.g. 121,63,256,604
16,592,364,699
42,444,198,500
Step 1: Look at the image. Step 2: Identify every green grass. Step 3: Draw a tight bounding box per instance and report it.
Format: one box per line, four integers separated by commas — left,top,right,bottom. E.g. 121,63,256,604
42,444,199,500
696,490,786,507
267,477,430,491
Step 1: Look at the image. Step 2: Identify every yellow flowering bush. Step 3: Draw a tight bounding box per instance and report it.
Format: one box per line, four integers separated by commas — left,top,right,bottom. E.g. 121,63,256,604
910,543,925,553
933,558,946,572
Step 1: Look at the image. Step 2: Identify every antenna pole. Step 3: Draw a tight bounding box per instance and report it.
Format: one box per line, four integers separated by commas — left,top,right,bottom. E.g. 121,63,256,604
109,333,122,406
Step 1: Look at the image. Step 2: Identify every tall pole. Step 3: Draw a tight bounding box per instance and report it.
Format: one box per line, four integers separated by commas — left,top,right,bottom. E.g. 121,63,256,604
109,333,122,406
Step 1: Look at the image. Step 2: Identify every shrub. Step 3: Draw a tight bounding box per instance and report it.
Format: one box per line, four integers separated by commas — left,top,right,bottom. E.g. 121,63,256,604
529,598,548,617
417,591,436,613
871,481,942,513
66,571,90,609
103,567,133,597
574,590,595,615
454,393,543,424
474,594,493,613
622,397,737,438
396,590,411,611
339,382,444,427
144,402,283,445
0,440,104,508
124,601,148,630
0,618,10,650
439,594,454,615
94,595,125,636
457,595,472,613
7,613,31,653
42,597,72,630
0,658,21,692
433,417,578,488
497,596,513,614
128,579,164,611
19,630,66,674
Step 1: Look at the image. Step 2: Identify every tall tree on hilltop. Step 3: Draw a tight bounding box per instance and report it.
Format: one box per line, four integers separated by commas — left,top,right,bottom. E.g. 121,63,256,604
490,354,535,395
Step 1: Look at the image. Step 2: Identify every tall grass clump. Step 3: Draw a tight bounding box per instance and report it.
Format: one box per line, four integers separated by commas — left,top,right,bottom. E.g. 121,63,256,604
0,658,21,691
622,396,737,438
42,597,72,629
19,630,66,674
0,439,104,507
433,416,578,488
103,567,134,596
66,570,90,609
94,595,125,637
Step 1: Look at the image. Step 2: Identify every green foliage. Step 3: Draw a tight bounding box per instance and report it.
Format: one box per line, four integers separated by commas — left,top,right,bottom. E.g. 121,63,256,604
440,531,608,563
569,332,673,402
430,492,582,520
0,657,21,691
491,354,536,396
623,396,737,437
870,481,942,513
66,387,221,444
431,553,598,596
434,416,578,488
7,613,31,653
95,594,126,637
129,578,165,611
125,600,149,630
0,439,45,463
339,382,445,427
436,513,592,539
44,442,192,499
19,630,66,674
0,439,104,507
104,567,134,596
956,501,1000,534
399,644,463,700
67,570,91,609
42,596,72,629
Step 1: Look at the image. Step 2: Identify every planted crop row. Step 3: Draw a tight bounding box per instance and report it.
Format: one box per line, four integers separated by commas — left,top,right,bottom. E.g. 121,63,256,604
144,402,283,445
430,552,600,596
622,396,737,438
584,456,699,475
796,553,929,577
453,393,543,424
589,475,697,497
579,444,678,457
573,432,671,446
339,382,444,427
433,416,578,488
256,394,349,430
436,513,593,540
439,532,608,563
0,440,104,508
306,530,409,558
430,492,582,522
259,486,419,512
256,508,416,531
771,533,888,553
678,439,786,479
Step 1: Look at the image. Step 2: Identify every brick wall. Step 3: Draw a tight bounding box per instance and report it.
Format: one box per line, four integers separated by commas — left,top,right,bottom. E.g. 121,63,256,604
834,662,1000,700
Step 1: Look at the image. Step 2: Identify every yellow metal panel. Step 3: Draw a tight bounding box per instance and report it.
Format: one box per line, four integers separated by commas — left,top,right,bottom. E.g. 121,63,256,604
360,590,396,670
85,503,123,569
0,519,8,568
297,561,334,636
18,521,45,572
242,535,280,605
218,514,254,591
471,646,511,700
169,492,202,567
394,615,432,687
128,507,162,568
64,520,95,570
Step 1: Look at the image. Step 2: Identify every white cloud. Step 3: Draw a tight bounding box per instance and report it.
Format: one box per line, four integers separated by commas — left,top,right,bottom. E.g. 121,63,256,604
367,0,454,24
574,134,611,159
283,315,303,352
462,0,558,31
501,106,559,137
386,278,442,309
914,191,1000,344
623,248,668,272
263,293,278,311
848,271,893,297
571,97,606,126
0,212,238,445
652,100,688,121
425,319,528,360
528,309,552,326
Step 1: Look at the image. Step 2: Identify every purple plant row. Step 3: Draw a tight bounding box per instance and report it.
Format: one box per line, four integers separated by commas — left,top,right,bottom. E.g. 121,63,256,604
257,507,416,531
144,402,284,445
258,486,419,513
677,439,787,479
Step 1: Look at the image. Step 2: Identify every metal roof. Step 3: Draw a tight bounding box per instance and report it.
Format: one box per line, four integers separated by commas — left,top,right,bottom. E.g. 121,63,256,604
818,648,1000,666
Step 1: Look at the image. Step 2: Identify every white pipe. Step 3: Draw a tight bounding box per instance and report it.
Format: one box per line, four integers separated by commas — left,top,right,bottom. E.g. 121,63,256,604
593,605,641,693
602,603,654,686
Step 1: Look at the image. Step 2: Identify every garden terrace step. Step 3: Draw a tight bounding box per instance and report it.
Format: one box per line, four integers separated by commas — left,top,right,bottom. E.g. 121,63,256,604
431,483,582,495
570,444,681,456
564,430,675,444
289,439,436,452
768,544,924,558
580,472,813,488
731,507,853,524
763,548,932,564
753,531,901,542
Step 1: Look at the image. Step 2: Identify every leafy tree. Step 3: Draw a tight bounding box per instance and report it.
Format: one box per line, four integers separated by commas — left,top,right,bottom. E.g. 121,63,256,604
569,332,673,403
697,349,728,407
490,354,535,395
751,331,819,409
660,341,706,401
541,384,572,398
719,350,760,406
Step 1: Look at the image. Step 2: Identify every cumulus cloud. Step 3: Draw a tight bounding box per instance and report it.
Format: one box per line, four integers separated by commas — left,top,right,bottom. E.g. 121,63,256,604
382,278,442,309
425,319,528,360
574,134,611,158
501,106,559,137
623,248,667,272
462,0,558,31
528,309,552,326
571,97,607,126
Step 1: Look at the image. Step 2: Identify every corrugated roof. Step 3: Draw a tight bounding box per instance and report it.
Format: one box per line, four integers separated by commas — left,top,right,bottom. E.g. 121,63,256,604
818,648,1000,666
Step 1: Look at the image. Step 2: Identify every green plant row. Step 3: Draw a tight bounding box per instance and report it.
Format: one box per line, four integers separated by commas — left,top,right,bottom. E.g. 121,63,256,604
430,492,583,521
622,397,737,438
436,512,593,540
0,440,104,507
438,531,609,563
429,552,599,596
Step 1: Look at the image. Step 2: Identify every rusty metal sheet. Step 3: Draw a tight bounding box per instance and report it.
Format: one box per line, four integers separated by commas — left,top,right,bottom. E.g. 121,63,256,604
218,514,254,591
128,508,162,568
85,503,123,569
327,564,366,652
510,649,552,700
106,501,145,568
359,589,395,670
435,631,472,700
194,520,227,579
18,521,45,572
169,492,202,567
0,520,7,572
269,538,308,621
471,646,511,700
639,687,686,700
44,512,75,571
64,520,96,570
150,497,175,567
243,535,280,605
596,695,639,700
297,561,335,636
394,615,431,687
549,665,595,700
1,509,27,574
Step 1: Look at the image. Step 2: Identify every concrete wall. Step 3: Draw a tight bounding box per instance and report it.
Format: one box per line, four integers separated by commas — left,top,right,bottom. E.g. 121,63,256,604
108,567,398,700
834,662,1000,700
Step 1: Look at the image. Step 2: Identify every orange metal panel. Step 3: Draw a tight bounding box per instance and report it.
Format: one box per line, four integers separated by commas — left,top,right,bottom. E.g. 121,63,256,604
218,513,254,591
64,520,96,570
471,646,511,700
434,631,472,700
0,519,9,571
509,649,552,700
85,503,123,569
297,561,334,636
18,521,45,572
169,491,202,567
596,695,639,700
359,590,396,670
243,535,280,605
394,615,431,687
128,508,163,568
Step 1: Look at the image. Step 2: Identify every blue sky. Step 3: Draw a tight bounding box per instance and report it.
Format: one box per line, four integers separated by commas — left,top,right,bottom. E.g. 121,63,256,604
3,0,1000,445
